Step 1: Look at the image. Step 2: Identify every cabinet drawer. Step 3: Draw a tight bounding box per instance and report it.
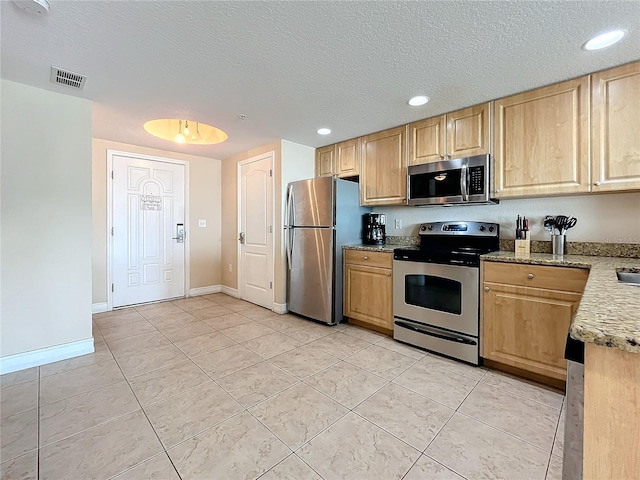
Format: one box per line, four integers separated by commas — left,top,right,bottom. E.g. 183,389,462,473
344,249,393,269
483,261,589,293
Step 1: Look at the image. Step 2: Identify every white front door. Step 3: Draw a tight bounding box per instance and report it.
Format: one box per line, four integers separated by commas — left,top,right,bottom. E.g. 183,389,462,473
239,154,273,309
112,154,186,307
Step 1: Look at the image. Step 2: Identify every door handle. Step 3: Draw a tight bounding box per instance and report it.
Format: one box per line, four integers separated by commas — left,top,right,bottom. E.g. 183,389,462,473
172,224,185,243
239,232,245,244
460,163,469,202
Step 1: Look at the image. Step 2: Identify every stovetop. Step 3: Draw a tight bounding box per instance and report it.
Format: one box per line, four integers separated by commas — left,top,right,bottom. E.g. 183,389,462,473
394,221,500,267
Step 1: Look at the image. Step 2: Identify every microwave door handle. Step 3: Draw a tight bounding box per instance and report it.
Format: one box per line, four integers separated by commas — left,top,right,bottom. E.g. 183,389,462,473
460,164,469,202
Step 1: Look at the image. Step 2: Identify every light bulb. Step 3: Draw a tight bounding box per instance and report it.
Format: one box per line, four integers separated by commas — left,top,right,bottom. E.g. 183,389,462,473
183,121,190,136
174,132,186,144
191,122,202,142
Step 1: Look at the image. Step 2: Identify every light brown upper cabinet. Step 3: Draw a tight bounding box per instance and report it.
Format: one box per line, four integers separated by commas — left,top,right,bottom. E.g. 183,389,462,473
494,77,591,198
591,61,640,192
409,103,491,166
335,138,360,177
315,145,335,178
360,125,408,206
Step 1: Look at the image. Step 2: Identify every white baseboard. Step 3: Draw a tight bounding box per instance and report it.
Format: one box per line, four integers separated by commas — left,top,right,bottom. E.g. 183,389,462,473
273,302,288,314
189,285,222,297
92,302,108,314
0,338,95,375
221,286,239,298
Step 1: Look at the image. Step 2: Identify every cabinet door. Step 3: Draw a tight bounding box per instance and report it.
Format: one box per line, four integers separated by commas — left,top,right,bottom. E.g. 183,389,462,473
494,77,590,198
483,282,582,380
360,126,407,206
315,145,335,178
335,138,360,177
446,103,491,159
592,61,640,192
408,116,445,166
344,263,393,330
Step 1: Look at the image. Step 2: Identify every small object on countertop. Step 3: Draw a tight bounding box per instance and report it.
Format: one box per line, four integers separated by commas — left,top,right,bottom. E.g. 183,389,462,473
514,214,530,255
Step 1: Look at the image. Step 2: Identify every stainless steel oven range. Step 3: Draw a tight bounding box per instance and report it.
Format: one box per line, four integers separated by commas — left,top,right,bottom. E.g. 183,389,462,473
393,221,499,365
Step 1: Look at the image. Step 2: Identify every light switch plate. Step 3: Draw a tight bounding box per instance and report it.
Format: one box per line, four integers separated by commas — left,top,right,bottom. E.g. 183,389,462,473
198,220,207,227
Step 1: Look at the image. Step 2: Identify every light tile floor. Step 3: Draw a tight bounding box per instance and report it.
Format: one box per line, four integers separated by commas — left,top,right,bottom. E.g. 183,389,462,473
0,294,566,480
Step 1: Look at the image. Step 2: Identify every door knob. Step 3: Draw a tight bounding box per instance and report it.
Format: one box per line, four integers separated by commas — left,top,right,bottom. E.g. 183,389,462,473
239,232,245,244
484,286,490,292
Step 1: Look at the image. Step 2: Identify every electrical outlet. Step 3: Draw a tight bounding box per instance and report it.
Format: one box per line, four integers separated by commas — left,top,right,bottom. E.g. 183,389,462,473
228,264,232,272
395,219,402,229
198,219,207,227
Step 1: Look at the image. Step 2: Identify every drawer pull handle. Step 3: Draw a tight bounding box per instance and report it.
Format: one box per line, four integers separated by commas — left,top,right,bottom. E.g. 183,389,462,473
527,273,534,279
363,256,369,260
484,286,490,292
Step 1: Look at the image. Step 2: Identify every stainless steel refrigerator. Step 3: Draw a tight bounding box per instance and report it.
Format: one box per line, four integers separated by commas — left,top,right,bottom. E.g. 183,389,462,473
285,177,369,325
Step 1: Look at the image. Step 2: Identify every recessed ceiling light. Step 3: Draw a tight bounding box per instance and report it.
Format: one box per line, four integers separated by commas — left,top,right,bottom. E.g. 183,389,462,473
583,30,625,51
408,95,430,106
144,119,228,145
317,128,331,135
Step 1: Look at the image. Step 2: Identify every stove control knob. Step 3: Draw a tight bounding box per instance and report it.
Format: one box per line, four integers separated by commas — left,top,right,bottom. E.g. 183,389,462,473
420,225,427,231
479,225,486,232
428,225,434,231
488,226,495,232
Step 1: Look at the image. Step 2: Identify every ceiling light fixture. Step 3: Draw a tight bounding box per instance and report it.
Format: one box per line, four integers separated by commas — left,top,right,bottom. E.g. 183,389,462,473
317,128,331,135
582,30,625,51
144,119,228,145
408,95,430,106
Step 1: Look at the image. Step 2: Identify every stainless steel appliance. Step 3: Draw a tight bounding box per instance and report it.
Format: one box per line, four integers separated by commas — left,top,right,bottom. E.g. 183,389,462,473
285,177,369,325
363,213,386,245
393,221,499,364
407,154,497,206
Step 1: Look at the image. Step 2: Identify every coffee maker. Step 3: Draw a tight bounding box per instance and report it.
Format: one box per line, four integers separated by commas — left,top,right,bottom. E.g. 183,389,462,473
363,213,386,245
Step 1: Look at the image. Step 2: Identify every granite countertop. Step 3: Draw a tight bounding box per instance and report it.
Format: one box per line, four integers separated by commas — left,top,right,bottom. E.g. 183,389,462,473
341,244,398,252
481,251,640,354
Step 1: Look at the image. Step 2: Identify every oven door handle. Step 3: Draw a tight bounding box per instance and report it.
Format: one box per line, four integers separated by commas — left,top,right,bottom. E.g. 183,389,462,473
395,320,477,346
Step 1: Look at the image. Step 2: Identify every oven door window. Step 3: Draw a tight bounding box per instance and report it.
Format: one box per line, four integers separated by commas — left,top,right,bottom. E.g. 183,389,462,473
404,274,462,315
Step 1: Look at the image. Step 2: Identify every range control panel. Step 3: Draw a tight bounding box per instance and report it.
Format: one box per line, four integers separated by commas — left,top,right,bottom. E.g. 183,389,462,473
419,221,499,237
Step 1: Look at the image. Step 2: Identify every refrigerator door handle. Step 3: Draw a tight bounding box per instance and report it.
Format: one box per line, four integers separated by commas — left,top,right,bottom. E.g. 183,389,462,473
285,184,293,227
287,228,294,270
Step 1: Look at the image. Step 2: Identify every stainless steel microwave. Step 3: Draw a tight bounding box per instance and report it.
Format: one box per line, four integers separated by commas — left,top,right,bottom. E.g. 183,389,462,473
407,154,497,206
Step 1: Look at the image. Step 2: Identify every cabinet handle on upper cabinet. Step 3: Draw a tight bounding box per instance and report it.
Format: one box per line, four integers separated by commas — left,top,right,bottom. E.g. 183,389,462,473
446,154,452,159
439,154,445,160
484,286,490,292
527,273,534,279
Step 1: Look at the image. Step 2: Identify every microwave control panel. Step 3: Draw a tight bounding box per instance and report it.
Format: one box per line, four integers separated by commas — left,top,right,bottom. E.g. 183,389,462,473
469,166,484,194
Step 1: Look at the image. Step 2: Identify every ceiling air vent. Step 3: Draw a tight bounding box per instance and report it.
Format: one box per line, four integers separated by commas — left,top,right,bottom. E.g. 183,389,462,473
50,66,87,90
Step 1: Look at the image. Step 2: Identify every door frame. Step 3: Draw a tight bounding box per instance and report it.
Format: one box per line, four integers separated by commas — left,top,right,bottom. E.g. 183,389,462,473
106,149,190,311
236,151,275,309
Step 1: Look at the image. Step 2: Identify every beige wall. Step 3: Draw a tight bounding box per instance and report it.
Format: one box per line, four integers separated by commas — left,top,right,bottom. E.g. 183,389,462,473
1,80,93,358
220,140,315,305
92,139,222,303
375,192,640,243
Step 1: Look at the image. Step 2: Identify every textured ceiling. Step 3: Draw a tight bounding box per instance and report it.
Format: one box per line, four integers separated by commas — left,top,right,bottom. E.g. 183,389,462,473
2,1,639,160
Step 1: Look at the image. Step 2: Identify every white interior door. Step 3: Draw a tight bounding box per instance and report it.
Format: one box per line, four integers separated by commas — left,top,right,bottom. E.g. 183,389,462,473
112,155,185,307
239,154,273,308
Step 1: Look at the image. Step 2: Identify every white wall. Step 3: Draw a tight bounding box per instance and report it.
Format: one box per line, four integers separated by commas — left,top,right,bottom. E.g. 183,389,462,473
1,80,93,358
376,192,640,243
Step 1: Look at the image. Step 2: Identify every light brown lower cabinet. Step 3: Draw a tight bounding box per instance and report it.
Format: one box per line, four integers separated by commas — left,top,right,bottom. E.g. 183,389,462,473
343,250,393,334
482,261,588,382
